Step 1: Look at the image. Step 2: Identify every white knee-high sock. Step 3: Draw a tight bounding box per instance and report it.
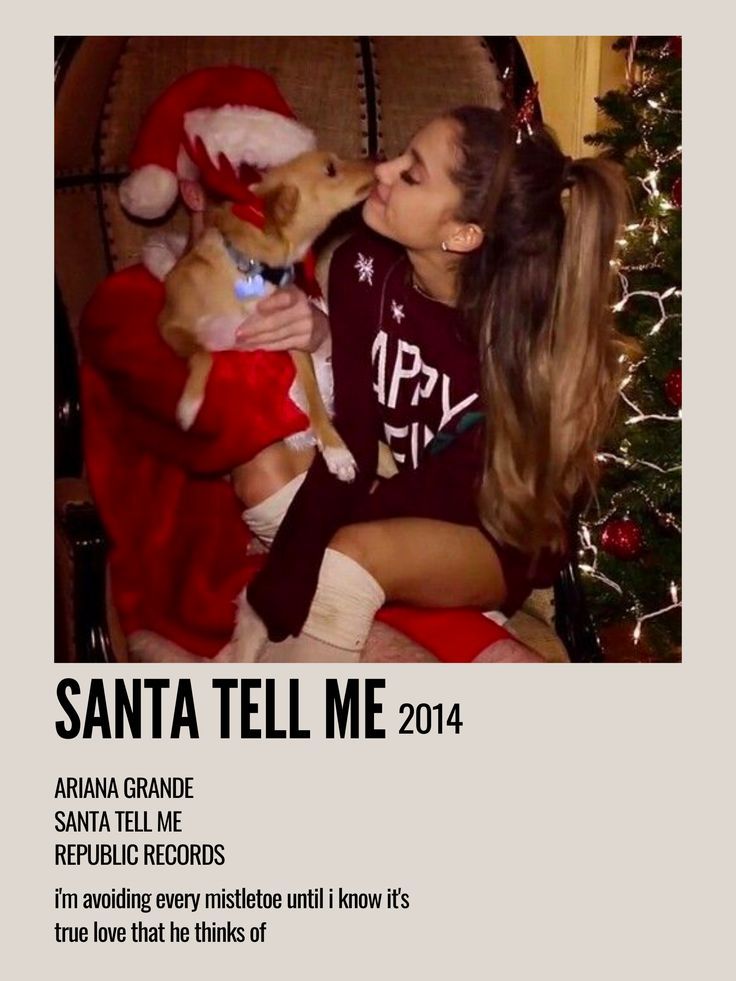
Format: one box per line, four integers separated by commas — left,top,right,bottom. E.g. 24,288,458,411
233,478,308,661
301,548,385,650
239,473,385,661
241,472,307,547
257,549,386,663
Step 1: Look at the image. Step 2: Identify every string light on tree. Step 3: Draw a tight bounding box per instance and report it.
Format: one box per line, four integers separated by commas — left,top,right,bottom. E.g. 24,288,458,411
612,276,679,336
633,583,681,646
620,388,681,425
577,523,624,596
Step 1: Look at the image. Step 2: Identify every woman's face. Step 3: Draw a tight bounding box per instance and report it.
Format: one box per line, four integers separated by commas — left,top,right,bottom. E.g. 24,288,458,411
362,116,464,251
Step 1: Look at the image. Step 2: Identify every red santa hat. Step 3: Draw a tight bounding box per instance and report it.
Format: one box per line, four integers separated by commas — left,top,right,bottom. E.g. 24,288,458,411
119,66,316,220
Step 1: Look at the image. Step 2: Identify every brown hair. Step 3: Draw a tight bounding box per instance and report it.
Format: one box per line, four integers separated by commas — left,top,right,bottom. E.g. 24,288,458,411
447,106,633,556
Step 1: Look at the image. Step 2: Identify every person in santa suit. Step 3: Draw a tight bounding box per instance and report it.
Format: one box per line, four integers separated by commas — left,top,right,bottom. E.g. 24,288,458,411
233,103,634,662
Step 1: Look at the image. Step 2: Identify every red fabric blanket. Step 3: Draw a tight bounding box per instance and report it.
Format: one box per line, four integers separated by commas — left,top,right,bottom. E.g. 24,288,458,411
78,264,513,661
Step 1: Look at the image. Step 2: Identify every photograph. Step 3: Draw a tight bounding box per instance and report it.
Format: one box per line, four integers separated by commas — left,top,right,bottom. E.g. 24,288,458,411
55,35,682,666
12,24,735,981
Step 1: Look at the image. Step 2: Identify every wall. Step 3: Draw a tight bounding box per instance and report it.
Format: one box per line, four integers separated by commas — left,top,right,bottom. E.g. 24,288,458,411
518,36,626,157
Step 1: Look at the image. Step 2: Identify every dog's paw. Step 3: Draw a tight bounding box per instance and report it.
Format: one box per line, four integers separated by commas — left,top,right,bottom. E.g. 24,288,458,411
322,445,358,482
176,394,204,430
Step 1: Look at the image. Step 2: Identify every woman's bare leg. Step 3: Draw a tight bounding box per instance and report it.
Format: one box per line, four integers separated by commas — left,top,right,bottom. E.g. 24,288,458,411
232,442,315,508
230,442,315,661
232,493,540,663
329,518,508,609
329,519,546,661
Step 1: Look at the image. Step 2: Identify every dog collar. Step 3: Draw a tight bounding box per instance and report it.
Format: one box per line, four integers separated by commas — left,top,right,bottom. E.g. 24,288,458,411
222,236,295,299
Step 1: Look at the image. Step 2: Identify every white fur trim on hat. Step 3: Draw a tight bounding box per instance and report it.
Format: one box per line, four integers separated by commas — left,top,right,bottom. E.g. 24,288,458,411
119,164,179,220
184,105,316,171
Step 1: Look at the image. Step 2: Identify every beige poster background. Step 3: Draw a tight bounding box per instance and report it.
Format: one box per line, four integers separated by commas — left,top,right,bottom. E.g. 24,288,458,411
23,664,729,979
5,8,735,980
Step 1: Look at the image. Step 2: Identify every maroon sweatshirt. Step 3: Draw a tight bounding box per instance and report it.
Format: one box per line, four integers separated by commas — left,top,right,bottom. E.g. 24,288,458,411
246,227,567,640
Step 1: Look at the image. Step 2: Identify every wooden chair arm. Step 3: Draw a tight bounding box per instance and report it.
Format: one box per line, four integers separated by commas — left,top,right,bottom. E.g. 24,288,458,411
55,481,117,663
554,559,603,662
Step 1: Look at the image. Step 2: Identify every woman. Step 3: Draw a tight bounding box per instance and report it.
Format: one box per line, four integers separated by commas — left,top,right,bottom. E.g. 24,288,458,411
231,105,631,661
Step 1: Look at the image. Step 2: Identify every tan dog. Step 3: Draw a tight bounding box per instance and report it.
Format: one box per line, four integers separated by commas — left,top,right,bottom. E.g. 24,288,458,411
158,150,375,480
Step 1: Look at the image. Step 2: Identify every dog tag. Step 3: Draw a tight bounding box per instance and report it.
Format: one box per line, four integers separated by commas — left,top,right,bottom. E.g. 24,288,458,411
234,274,266,299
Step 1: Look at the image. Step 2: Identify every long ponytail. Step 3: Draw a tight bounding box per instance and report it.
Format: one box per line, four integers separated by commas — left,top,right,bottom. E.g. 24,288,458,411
448,107,633,555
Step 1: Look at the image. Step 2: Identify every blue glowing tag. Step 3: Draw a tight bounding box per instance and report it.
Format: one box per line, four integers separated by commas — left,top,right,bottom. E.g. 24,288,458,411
234,274,266,299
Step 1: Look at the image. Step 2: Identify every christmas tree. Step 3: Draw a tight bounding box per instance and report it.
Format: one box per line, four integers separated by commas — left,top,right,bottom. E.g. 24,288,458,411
581,36,682,661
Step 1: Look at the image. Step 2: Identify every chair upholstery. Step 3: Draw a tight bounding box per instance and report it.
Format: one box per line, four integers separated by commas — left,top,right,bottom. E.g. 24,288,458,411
55,35,574,663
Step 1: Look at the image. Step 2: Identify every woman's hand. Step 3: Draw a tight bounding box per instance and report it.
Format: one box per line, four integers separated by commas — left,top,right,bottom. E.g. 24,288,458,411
235,286,329,353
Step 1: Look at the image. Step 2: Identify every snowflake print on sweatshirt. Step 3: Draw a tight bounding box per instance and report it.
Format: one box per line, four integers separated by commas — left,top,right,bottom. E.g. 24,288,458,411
339,231,481,470
354,252,374,285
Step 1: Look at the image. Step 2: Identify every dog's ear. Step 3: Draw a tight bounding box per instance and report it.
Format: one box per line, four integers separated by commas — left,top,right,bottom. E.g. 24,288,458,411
261,183,300,232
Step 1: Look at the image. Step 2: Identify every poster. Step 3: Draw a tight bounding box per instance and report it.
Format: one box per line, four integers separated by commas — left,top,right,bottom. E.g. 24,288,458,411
5,11,734,980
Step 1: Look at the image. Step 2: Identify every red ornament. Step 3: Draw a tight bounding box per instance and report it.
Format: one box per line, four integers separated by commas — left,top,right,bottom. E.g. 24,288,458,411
601,518,644,560
672,176,682,208
664,367,682,408
668,37,682,59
